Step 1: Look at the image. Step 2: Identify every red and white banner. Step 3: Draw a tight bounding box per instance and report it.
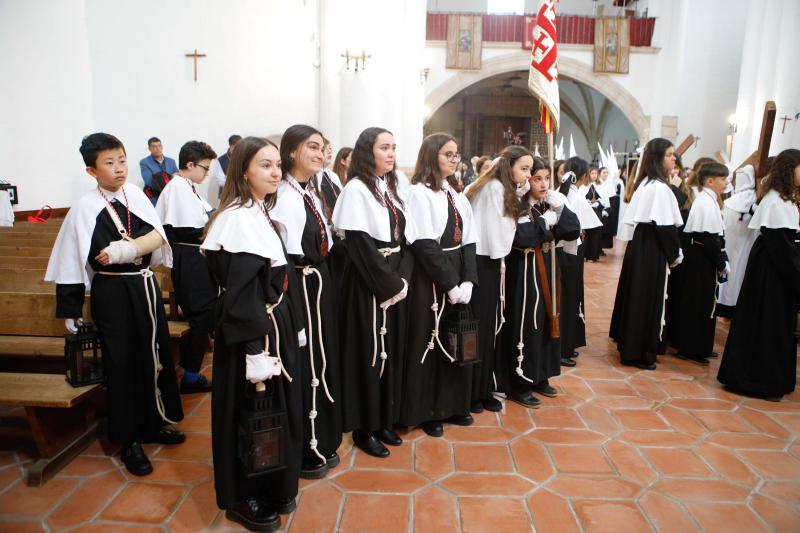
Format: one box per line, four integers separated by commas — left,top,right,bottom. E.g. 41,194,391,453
528,0,560,133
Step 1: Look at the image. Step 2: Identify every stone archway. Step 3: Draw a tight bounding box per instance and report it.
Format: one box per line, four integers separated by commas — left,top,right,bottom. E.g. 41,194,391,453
425,53,650,143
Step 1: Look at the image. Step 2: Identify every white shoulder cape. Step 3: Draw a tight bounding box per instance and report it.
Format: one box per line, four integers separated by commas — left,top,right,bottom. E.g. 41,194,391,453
683,189,723,235
406,181,477,246
749,189,800,231
724,165,756,214
200,200,287,266
318,170,343,190
45,183,172,286
467,178,515,259
567,186,602,230
618,179,683,240
331,175,417,244
155,175,212,229
269,176,333,256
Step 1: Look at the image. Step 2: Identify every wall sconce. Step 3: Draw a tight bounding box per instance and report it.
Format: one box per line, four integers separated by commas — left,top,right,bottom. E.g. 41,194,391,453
420,68,430,84
728,113,738,134
341,49,371,72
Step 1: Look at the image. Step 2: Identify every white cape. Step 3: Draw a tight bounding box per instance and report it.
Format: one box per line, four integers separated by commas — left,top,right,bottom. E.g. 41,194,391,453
567,186,602,230
155,175,212,229
45,183,171,286
683,189,723,235
724,165,756,214
200,199,287,266
749,189,800,231
406,181,477,246
465,179,515,259
618,179,683,241
332,175,418,244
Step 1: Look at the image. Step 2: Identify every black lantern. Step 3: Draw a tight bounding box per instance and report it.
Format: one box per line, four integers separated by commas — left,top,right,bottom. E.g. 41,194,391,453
238,380,287,478
441,304,480,367
64,323,104,387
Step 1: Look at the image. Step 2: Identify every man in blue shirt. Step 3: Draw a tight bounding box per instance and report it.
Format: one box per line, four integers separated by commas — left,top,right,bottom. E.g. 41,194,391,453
139,137,178,205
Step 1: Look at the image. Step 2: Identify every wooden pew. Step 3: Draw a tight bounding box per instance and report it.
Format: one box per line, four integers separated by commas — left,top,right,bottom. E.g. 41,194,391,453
0,372,102,486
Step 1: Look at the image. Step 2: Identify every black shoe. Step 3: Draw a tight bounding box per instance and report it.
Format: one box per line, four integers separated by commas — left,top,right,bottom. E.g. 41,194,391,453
376,428,402,446
354,430,389,458
300,455,329,479
422,421,444,438
470,400,484,414
507,392,541,409
533,382,558,398
572,350,580,357
267,497,296,515
325,451,340,468
560,357,577,367
149,425,186,445
677,353,710,366
180,374,212,394
483,396,503,412
447,414,474,426
121,442,153,476
226,497,280,532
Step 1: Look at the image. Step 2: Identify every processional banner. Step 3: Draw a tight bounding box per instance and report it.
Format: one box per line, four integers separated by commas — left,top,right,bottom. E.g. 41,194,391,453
446,15,482,70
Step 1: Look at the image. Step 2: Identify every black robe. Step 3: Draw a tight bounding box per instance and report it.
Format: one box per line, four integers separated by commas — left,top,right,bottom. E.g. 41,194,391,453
340,205,413,432
583,184,604,261
498,204,580,394
668,232,726,357
206,251,303,510
319,172,346,296
558,242,586,358
609,223,682,365
662,185,691,350
718,228,800,397
164,224,218,373
399,201,477,426
56,203,183,444
290,201,343,459
470,255,503,403
607,182,622,240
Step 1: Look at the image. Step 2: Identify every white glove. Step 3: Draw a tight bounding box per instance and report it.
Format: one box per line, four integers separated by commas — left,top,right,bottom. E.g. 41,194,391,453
544,190,566,212
670,175,683,188
447,285,464,304
65,318,83,333
459,282,473,304
297,328,307,348
245,352,281,383
670,249,684,268
601,209,609,218
590,201,599,209
722,261,731,276
515,180,530,198
542,210,558,229
103,239,139,264
380,279,408,309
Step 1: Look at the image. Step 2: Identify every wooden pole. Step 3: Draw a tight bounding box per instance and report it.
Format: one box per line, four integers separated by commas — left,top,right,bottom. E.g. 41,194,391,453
755,101,777,179
674,134,695,157
548,131,557,322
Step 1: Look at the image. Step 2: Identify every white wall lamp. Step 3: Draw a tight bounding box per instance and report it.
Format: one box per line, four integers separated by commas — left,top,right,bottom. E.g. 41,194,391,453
341,50,371,71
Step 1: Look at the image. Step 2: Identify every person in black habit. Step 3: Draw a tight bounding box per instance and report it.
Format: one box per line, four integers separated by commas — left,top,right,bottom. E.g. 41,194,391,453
315,136,346,297
332,127,416,458
610,138,685,370
558,157,599,367
45,133,184,476
271,125,342,479
668,162,730,365
155,140,218,393
579,166,608,262
201,137,303,532
500,156,580,408
464,146,533,414
718,149,800,401
399,132,477,438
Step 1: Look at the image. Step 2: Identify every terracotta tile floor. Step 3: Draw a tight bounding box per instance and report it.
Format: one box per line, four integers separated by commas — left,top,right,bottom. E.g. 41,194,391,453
1,242,799,532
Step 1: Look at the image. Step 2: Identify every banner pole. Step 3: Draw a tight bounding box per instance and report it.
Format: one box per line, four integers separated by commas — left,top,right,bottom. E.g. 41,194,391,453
548,130,557,317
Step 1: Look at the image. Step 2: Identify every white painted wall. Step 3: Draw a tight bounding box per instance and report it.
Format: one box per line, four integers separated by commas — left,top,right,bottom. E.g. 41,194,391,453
731,0,800,165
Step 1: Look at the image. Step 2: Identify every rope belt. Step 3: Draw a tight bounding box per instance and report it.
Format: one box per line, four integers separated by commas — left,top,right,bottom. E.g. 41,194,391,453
295,264,334,462
264,292,292,381
441,244,461,252
494,258,507,339
510,249,539,384
420,283,456,364
660,264,670,341
370,246,401,379
172,242,201,247
96,268,177,425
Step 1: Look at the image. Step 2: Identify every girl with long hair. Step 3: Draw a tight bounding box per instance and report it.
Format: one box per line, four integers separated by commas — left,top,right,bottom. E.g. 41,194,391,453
332,127,415,458
499,156,580,408
609,138,684,370
464,146,531,413
579,166,608,261
270,124,342,479
201,137,303,532
333,146,353,186
399,132,477,438
718,149,800,399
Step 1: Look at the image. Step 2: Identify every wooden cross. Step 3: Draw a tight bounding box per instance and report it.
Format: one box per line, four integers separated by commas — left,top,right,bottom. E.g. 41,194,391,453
755,101,777,179
185,49,206,82
675,134,695,156
779,115,792,134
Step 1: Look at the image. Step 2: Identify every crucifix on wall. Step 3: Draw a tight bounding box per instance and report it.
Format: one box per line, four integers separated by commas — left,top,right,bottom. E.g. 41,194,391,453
185,49,207,82
779,115,792,134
